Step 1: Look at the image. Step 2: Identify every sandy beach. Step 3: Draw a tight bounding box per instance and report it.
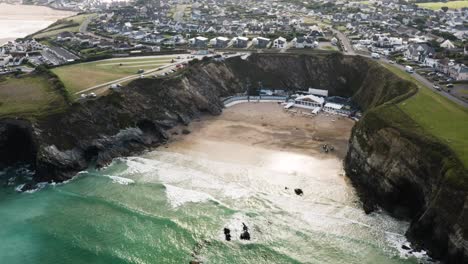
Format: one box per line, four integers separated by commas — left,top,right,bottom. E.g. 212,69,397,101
0,3,75,44
167,102,355,160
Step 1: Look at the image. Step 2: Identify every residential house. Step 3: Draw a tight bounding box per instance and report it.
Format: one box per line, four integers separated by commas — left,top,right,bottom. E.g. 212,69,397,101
209,36,230,48
308,25,323,37
273,37,287,49
291,36,318,48
56,31,74,41
252,37,270,48
404,43,435,62
189,36,209,48
449,64,468,81
232,36,249,48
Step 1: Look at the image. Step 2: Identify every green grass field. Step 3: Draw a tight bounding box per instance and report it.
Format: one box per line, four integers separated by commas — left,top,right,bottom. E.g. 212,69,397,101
0,75,67,118
51,56,176,94
416,0,468,10
382,64,468,167
32,13,95,39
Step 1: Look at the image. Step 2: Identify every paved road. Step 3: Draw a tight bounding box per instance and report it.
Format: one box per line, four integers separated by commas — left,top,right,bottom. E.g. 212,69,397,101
331,29,355,55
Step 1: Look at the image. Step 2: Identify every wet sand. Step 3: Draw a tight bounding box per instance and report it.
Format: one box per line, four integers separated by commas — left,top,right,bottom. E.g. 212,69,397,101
0,3,75,44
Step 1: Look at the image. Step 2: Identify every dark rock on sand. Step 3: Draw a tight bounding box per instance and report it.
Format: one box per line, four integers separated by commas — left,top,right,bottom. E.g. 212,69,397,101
294,188,303,196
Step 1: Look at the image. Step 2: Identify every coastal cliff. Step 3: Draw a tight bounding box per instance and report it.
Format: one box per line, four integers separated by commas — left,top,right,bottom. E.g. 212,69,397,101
0,52,383,181
0,53,466,262
345,105,468,263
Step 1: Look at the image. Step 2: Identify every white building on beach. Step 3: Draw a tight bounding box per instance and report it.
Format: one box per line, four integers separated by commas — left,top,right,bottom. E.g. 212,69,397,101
323,102,351,116
293,95,325,110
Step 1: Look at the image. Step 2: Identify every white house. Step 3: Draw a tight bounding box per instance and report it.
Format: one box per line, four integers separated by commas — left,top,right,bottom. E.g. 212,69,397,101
210,36,230,48
449,64,468,81
273,37,287,49
292,36,318,48
252,37,270,48
440,39,455,49
232,36,249,48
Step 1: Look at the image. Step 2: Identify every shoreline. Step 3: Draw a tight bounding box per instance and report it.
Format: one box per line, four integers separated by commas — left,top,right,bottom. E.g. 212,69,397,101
0,3,76,45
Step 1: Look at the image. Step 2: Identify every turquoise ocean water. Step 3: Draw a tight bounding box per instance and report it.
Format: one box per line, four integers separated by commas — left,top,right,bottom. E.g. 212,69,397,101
0,149,431,264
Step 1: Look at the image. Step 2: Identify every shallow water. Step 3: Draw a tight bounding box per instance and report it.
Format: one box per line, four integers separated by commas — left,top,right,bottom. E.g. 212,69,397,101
0,143,431,264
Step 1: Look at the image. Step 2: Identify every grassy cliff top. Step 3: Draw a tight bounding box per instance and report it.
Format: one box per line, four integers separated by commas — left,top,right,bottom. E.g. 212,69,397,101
29,13,95,39
0,69,70,119
381,64,468,168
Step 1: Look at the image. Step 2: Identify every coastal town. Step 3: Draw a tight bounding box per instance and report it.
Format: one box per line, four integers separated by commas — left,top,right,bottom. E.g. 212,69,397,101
0,0,467,104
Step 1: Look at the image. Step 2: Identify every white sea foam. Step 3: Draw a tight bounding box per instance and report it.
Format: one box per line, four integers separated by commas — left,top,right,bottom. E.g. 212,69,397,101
164,184,217,208
105,175,135,185
16,182,49,193
15,184,25,192
385,232,432,261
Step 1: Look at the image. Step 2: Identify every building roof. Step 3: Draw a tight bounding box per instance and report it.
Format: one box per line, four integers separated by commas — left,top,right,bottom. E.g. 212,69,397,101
324,102,343,110
295,95,325,104
308,88,328,97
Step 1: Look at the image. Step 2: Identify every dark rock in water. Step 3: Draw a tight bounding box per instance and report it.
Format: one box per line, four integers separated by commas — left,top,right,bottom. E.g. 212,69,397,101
182,129,191,135
240,231,250,240
402,244,411,250
363,200,376,214
16,182,34,192
223,228,231,241
294,189,303,196
240,223,250,240
189,261,202,264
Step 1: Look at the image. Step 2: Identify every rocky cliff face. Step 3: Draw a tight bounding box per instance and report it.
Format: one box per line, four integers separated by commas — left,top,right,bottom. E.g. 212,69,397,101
0,53,466,263
1,53,382,182
345,102,468,263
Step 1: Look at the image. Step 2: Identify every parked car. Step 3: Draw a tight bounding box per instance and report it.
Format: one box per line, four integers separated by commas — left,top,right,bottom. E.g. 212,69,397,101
446,83,454,88
405,65,414,73
433,85,441,91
